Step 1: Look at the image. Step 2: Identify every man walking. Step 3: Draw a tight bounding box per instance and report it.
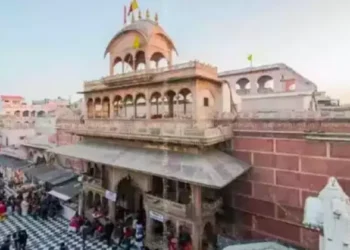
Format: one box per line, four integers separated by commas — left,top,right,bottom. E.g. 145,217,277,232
19,229,28,249
104,218,114,247
12,228,21,250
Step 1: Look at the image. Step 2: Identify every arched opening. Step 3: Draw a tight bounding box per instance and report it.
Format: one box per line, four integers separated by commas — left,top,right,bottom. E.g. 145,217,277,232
31,110,36,117
135,51,146,71
257,75,274,93
94,98,102,118
124,53,134,72
87,162,94,177
37,110,45,117
164,90,176,118
177,88,193,118
285,79,296,91
22,110,29,117
135,93,146,118
113,95,123,117
124,95,134,118
202,222,216,249
113,57,123,74
115,176,144,224
102,97,110,118
150,92,162,119
150,52,168,69
236,78,251,94
86,191,93,209
87,98,94,118
14,110,20,117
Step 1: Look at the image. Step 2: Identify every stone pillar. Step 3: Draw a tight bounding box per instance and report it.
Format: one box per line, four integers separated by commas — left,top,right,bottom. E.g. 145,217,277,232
191,85,197,120
250,75,258,94
109,64,114,76
191,185,202,250
162,178,168,199
108,200,115,222
175,181,179,202
78,191,85,216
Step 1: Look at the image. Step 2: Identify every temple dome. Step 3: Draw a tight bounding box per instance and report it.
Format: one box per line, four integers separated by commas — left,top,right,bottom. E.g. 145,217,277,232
104,19,177,58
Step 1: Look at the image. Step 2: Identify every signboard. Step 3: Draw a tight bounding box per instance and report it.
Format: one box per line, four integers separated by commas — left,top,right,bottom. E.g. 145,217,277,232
149,210,164,222
105,190,117,202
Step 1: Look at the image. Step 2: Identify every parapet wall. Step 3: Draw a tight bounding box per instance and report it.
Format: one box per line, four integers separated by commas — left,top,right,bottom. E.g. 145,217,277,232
230,114,350,249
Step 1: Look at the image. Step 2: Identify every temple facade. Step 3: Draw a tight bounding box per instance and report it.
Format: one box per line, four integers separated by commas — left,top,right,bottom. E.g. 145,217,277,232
50,12,250,249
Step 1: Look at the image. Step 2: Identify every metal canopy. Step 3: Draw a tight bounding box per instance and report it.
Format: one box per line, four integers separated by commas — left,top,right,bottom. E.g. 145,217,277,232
49,142,251,188
24,164,77,186
48,180,82,201
0,155,32,170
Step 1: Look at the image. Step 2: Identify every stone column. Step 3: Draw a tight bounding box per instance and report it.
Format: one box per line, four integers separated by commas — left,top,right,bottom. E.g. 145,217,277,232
162,178,168,199
191,185,202,250
78,191,85,216
108,200,116,222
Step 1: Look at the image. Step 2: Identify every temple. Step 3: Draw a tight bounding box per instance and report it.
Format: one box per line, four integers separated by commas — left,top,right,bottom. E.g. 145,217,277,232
50,11,250,249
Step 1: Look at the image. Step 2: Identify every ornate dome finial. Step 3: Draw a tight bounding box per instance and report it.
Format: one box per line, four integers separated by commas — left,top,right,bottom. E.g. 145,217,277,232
138,10,142,20
146,9,150,19
155,13,158,24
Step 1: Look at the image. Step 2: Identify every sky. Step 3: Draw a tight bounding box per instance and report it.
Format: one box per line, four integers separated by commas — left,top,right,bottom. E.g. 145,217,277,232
1,0,350,103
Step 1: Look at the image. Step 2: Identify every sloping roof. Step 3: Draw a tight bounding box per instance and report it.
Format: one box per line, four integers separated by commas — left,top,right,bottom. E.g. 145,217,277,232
24,164,77,186
49,142,250,188
0,155,31,170
49,181,82,201
21,134,56,149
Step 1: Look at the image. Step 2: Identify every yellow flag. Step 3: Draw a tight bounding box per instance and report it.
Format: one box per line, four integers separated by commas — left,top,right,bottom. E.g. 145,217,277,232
247,54,253,62
128,0,139,15
133,36,140,49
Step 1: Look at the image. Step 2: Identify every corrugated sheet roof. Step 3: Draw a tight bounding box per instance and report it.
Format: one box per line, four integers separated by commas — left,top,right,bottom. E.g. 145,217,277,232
0,155,31,169
49,142,251,188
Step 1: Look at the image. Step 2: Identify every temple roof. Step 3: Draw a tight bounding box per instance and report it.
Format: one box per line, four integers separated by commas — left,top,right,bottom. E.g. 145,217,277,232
104,19,178,57
49,141,250,188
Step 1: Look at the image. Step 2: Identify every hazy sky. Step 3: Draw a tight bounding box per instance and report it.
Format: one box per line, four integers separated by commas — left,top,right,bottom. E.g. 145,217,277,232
1,0,350,103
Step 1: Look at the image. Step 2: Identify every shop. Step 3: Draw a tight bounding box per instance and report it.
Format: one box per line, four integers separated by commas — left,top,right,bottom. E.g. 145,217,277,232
48,180,82,220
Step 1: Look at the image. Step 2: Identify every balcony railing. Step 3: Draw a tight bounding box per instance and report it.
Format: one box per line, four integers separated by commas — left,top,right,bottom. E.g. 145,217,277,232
144,193,223,219
56,118,233,145
144,193,191,218
82,175,105,194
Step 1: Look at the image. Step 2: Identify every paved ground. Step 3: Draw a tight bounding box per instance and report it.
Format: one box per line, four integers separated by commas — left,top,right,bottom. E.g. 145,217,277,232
0,214,120,250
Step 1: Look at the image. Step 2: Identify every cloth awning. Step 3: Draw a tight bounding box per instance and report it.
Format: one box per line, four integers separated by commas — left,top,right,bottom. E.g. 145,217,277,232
49,142,251,188
48,181,82,201
24,164,77,186
0,155,32,170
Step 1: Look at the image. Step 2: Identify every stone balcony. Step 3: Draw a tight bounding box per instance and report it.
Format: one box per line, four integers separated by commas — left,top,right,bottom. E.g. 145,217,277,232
83,61,219,91
82,175,106,194
144,193,223,219
56,118,233,146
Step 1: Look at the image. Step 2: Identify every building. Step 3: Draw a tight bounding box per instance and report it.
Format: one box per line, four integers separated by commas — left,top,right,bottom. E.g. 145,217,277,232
50,12,250,250
219,64,340,112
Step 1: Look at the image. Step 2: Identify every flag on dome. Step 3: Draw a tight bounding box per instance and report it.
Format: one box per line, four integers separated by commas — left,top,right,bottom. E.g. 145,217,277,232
133,36,140,49
128,0,139,16
247,54,253,62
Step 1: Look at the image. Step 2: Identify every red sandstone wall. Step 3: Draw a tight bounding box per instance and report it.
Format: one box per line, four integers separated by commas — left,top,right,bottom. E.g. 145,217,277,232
56,130,84,173
230,119,350,249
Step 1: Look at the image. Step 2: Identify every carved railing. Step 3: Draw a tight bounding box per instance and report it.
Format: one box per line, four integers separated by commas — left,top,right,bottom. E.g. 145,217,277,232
202,197,223,217
56,118,233,145
239,110,350,120
236,89,251,95
84,61,218,87
144,193,190,218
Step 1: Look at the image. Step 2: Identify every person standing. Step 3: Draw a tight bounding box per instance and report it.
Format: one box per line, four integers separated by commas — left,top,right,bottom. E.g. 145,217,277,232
0,235,11,250
81,221,89,250
104,219,114,246
19,229,28,250
59,242,68,250
12,228,21,250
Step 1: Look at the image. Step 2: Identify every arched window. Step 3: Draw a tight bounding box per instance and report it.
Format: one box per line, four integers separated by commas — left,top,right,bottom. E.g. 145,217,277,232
124,95,133,118
113,95,123,117
94,98,102,118
150,92,162,119
87,98,94,118
135,93,146,118
102,97,110,118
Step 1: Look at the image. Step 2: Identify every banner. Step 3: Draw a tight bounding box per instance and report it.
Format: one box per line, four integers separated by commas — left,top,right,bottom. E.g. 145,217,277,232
105,190,117,202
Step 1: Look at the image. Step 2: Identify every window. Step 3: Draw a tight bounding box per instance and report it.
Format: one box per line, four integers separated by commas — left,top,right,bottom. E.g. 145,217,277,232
203,97,209,107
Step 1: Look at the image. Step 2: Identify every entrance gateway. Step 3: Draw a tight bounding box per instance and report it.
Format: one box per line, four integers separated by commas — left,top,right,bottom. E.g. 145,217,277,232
50,9,251,250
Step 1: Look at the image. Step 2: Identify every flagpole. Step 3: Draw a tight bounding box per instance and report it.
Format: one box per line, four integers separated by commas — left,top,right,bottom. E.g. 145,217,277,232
124,5,127,25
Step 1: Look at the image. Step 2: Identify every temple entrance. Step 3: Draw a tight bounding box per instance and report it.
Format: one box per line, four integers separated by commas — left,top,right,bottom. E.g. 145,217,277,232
115,176,144,225
203,222,217,249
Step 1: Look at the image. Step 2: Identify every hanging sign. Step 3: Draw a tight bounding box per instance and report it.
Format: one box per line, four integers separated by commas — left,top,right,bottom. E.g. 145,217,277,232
149,210,164,222
105,190,117,202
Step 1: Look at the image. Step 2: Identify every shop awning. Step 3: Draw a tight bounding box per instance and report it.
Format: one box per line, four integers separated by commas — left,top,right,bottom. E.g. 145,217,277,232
48,181,82,201
0,155,32,170
24,164,77,186
49,142,251,189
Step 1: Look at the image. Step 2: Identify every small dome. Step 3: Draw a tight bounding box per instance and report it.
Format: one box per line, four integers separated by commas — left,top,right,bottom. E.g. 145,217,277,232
104,19,177,58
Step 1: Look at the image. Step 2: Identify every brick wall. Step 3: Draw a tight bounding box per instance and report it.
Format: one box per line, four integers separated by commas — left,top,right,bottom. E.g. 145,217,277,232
230,119,350,249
